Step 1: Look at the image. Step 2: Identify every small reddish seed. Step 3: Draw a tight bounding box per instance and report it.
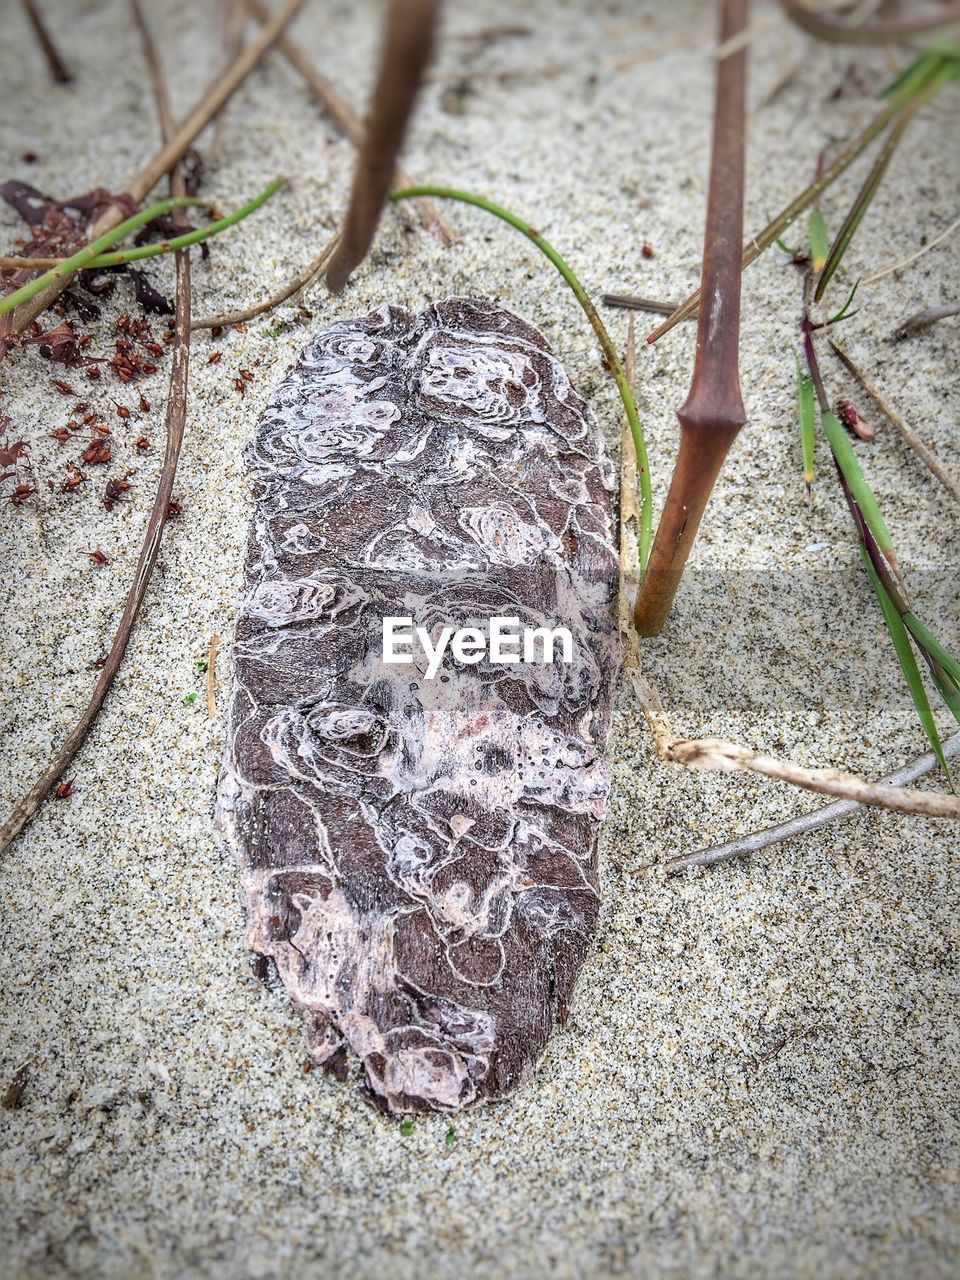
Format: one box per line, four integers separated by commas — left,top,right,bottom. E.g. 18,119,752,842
54,781,74,799
61,465,88,493
89,549,108,566
208,352,222,364
50,427,72,442
139,395,150,412
86,366,101,381
135,436,151,452
82,438,111,465
641,243,655,258
53,379,74,395
167,499,182,517
116,404,131,420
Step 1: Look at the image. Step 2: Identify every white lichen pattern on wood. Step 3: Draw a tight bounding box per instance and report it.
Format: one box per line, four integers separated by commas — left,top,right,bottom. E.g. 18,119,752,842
217,298,619,1112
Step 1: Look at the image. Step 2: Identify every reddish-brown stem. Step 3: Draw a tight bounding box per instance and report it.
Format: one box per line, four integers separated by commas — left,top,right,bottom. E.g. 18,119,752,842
325,0,442,293
245,0,457,246
21,0,72,83
634,0,749,636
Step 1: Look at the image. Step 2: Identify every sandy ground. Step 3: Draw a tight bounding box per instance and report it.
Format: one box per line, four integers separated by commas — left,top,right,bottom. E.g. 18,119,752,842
1,1,959,1277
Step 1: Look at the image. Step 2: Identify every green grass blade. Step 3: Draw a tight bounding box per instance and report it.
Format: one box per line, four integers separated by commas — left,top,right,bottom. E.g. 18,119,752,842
824,281,859,326
797,362,815,489
903,612,960,691
809,210,829,274
822,411,895,560
880,43,960,98
0,180,285,317
68,179,285,271
391,184,653,571
862,549,953,781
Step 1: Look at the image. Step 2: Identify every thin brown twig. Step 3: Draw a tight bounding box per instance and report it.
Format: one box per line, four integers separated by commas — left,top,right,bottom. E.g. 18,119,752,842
191,231,339,328
665,730,960,873
246,0,457,247
4,0,305,342
1,3,193,855
325,0,443,293
206,635,221,718
21,0,72,83
634,0,749,635
830,340,960,506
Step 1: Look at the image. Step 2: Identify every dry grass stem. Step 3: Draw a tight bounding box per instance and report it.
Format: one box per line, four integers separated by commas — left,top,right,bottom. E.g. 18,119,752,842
666,730,960,872
1,4,194,853
21,0,71,82
894,301,960,337
625,663,960,821
191,232,340,328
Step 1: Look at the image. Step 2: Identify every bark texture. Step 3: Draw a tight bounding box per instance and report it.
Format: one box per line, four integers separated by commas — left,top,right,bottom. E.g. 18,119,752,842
217,298,619,1112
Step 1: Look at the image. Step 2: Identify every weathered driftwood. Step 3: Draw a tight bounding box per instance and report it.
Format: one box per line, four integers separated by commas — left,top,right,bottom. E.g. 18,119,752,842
218,298,620,1112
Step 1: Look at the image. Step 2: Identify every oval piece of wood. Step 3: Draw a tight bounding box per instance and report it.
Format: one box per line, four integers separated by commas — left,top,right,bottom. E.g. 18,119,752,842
217,298,620,1112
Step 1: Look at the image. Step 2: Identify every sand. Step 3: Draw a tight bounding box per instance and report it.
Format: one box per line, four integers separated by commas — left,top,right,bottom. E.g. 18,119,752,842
1,1,958,1277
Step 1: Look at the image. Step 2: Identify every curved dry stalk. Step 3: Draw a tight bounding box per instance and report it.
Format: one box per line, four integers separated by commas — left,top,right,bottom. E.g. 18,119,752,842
830,341,960,506
666,729,960,873
4,0,304,342
21,0,71,82
1,4,192,855
634,0,749,635
246,0,457,247
625,664,960,822
325,0,442,293
191,232,339,329
781,0,960,43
